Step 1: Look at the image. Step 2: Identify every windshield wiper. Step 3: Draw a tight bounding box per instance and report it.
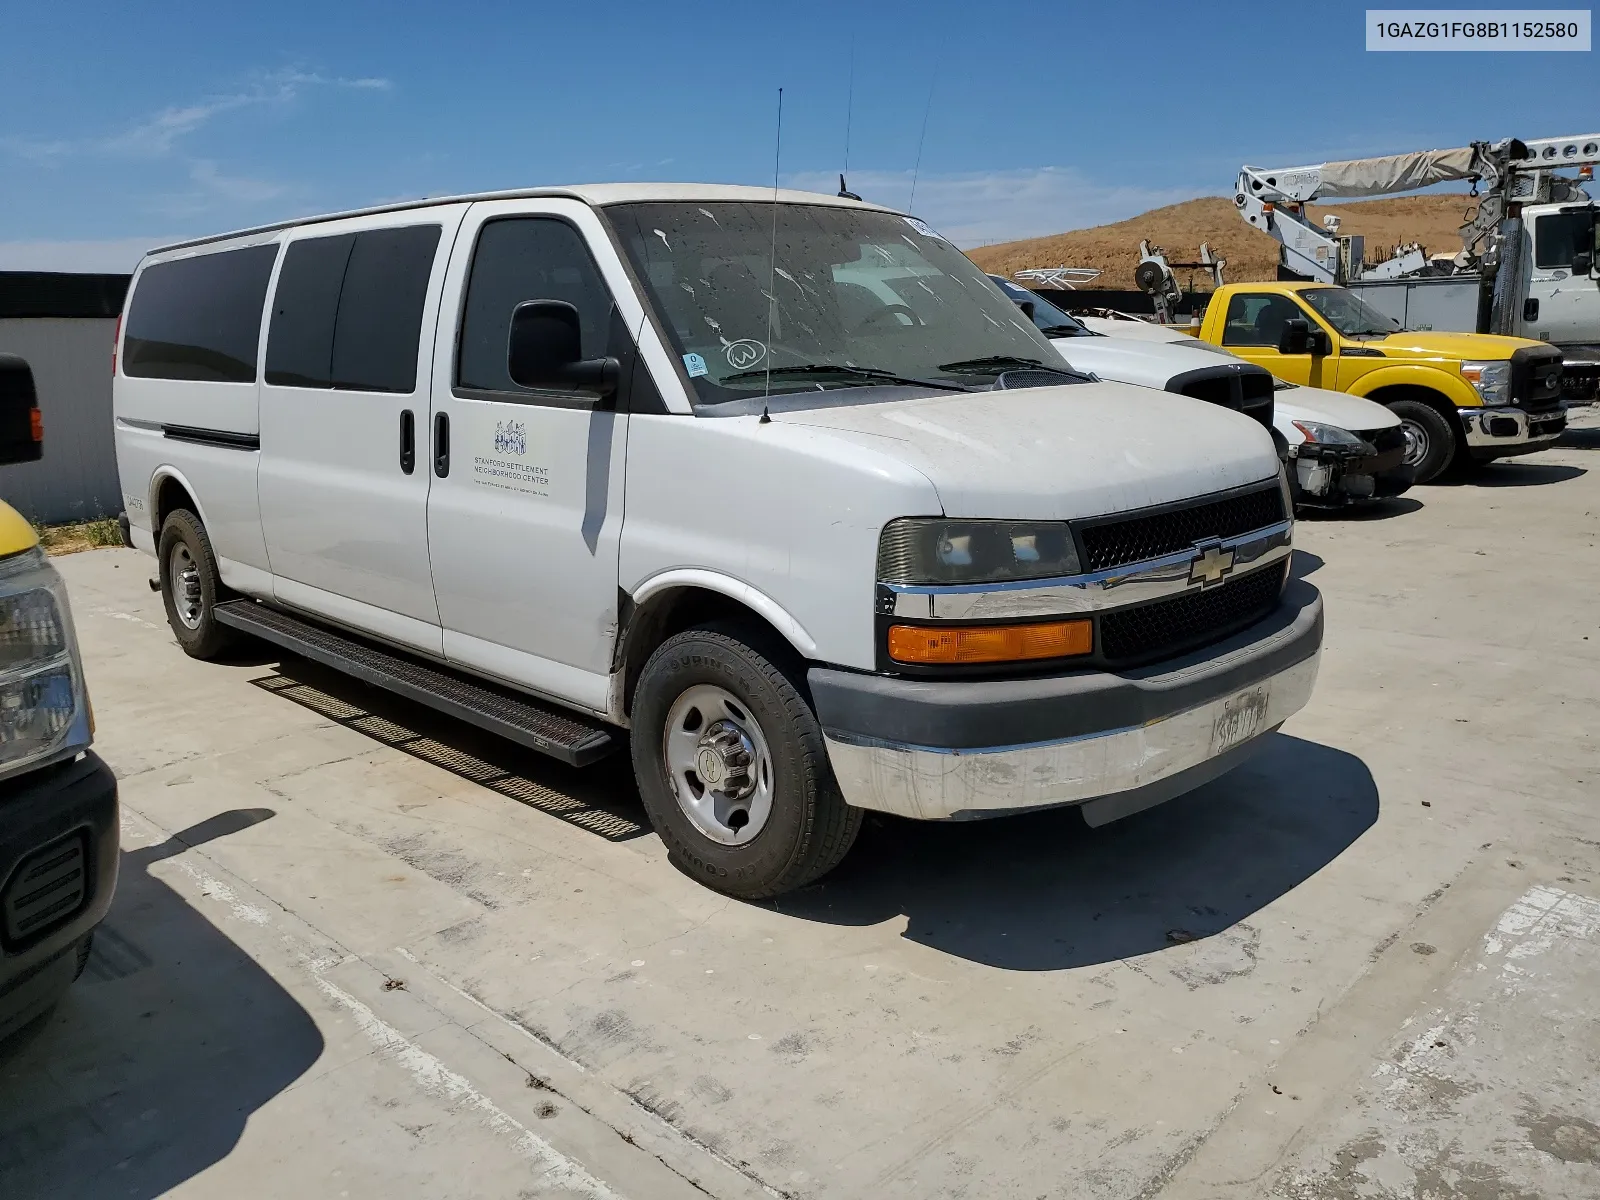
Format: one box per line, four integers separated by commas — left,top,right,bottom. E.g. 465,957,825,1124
937,355,1052,373
1037,325,1088,337
720,363,969,391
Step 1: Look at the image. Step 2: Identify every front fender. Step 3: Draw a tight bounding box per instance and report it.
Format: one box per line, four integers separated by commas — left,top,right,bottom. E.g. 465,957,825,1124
630,568,820,660
1346,365,1480,409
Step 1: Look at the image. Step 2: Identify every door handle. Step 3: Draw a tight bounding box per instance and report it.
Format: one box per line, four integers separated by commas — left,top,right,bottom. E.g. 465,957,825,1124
433,411,450,477
400,409,415,474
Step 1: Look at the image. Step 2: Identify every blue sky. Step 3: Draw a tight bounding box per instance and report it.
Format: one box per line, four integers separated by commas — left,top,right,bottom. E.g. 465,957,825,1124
2,0,1595,269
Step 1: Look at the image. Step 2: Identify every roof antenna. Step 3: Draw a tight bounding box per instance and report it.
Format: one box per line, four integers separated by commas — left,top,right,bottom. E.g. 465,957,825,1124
838,38,861,202
762,85,783,422
908,78,935,212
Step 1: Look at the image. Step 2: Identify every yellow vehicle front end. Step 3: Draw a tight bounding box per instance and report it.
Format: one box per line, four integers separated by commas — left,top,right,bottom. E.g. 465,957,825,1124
1201,282,1567,481
0,359,118,1044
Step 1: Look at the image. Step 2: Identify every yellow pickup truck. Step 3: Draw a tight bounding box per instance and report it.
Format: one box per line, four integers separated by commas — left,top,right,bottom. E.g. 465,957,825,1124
1186,282,1568,482
0,355,117,1046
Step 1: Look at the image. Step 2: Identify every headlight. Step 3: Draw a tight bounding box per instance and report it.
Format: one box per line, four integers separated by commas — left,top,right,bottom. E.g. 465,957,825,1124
878,518,1082,585
1460,360,1512,406
1291,420,1367,446
0,546,89,781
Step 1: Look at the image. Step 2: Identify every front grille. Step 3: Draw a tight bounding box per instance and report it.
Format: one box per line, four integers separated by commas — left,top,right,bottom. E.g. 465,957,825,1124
1168,366,1275,431
1100,562,1286,666
1077,484,1287,573
3,831,88,944
1511,347,1565,411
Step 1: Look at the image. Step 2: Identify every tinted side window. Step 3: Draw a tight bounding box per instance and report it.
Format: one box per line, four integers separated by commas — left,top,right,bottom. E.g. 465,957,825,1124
457,218,613,395
124,244,278,382
265,234,355,388
1534,212,1594,269
330,225,441,393
1221,293,1304,347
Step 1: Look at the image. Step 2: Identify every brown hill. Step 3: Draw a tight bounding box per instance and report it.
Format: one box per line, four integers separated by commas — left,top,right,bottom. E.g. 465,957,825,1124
967,194,1483,289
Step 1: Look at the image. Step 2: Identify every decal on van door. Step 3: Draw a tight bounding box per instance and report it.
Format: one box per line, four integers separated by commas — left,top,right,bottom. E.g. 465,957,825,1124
471,416,549,497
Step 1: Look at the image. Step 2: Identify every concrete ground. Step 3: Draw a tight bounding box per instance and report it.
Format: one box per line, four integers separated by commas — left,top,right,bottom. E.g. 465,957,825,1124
3,410,1597,1200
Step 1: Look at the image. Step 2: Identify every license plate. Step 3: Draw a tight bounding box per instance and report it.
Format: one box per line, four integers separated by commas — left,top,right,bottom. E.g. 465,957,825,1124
1210,684,1271,755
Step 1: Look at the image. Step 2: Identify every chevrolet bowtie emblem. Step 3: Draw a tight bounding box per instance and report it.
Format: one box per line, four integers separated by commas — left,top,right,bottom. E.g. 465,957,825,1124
1189,541,1235,587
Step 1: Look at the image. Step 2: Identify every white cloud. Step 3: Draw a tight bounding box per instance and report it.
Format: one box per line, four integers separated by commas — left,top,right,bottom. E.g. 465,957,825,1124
189,160,291,203
785,167,1205,247
5,67,395,161
0,237,176,273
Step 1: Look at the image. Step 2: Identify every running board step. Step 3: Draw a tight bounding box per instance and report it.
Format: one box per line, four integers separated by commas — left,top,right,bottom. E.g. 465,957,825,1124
214,600,617,767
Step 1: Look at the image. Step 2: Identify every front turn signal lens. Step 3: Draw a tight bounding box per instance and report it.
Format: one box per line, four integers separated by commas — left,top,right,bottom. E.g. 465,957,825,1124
887,619,1092,665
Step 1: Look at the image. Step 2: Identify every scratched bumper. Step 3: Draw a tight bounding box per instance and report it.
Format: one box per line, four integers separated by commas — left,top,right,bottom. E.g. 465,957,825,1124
812,583,1322,823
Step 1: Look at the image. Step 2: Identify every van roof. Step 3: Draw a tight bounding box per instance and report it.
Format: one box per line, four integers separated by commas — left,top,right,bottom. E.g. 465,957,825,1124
149,184,907,256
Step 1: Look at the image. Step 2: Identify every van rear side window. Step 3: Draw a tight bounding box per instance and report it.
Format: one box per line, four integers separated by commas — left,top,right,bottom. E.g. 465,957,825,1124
123,244,278,382
265,224,441,393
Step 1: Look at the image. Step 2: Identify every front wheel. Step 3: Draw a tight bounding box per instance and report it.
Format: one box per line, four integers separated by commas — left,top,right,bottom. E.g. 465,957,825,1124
629,625,862,899
1387,399,1457,484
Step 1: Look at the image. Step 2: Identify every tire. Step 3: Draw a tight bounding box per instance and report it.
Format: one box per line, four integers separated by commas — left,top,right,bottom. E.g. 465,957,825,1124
1386,399,1457,484
630,624,862,899
157,509,238,659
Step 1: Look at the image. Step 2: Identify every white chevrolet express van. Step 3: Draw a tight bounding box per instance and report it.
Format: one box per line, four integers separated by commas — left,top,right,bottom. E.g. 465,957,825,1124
113,185,1323,898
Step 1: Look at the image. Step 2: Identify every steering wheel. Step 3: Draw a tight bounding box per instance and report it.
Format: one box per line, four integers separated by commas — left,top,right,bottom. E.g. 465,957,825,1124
852,304,925,334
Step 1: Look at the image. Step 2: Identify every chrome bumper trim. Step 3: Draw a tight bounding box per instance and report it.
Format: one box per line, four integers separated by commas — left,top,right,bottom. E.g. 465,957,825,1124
823,654,1319,821
1459,405,1566,450
885,521,1293,621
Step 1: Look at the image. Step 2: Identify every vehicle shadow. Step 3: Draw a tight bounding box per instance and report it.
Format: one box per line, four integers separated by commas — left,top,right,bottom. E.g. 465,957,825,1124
251,656,650,842
1557,424,1600,450
0,810,323,1200
772,734,1378,971
1299,496,1423,522
1289,548,1324,580
1439,462,1586,487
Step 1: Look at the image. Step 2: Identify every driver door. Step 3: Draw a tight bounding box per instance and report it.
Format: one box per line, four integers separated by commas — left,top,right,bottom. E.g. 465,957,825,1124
1527,210,1600,344
424,199,644,715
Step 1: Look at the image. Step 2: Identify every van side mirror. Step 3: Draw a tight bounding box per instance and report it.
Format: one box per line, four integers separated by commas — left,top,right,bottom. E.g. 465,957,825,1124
1278,318,1311,355
1019,299,1036,320
1308,328,1333,356
0,354,44,465
507,301,620,399
1573,250,1594,277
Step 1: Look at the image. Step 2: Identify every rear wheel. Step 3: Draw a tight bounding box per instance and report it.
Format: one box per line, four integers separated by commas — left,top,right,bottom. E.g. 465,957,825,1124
630,624,861,899
158,509,238,659
1387,399,1457,484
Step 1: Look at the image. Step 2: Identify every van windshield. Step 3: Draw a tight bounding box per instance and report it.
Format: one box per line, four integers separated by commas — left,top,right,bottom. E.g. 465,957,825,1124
606,202,1067,404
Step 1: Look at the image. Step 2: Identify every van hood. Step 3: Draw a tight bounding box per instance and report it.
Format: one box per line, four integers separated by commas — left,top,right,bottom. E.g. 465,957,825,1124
1046,334,1236,389
770,382,1280,521
1363,330,1546,360
1274,384,1399,433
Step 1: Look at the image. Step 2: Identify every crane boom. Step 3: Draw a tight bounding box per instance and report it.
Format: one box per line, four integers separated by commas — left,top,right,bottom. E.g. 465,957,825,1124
1236,134,1600,283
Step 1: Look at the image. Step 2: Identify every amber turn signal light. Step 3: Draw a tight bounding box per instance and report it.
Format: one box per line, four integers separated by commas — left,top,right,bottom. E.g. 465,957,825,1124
887,619,1092,665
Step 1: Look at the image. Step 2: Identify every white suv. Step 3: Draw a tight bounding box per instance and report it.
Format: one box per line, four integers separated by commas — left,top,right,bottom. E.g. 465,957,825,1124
114,185,1322,897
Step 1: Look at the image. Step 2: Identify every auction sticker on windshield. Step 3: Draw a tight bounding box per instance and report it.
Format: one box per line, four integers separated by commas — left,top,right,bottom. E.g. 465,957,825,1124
904,217,947,242
1210,684,1271,755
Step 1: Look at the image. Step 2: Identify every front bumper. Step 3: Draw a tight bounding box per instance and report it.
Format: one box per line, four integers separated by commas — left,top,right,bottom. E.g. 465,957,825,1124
1294,436,1413,505
811,581,1322,823
1,752,119,1042
1460,405,1567,458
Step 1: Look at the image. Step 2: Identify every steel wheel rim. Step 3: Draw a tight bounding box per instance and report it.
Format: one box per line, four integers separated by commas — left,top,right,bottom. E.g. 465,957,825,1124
1400,419,1430,468
662,684,775,846
169,543,203,630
